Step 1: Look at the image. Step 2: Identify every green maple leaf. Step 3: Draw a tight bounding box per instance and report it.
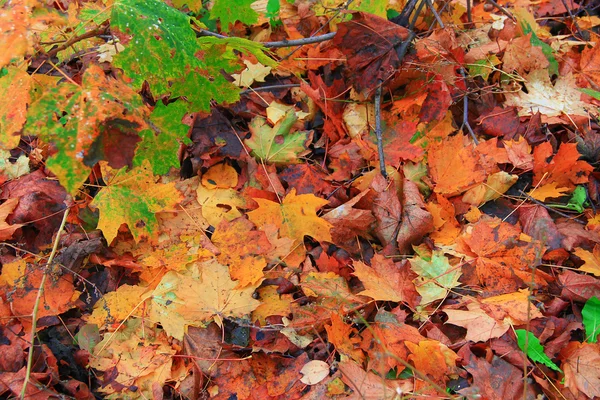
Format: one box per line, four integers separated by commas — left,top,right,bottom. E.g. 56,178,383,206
210,0,258,31
111,0,274,112
583,296,600,343
410,251,461,306
91,160,183,244
516,329,562,372
23,65,149,194
245,109,312,164
133,101,191,175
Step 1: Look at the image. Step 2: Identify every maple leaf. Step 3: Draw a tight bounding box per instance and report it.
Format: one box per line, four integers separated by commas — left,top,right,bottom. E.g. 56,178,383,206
528,182,570,201
533,142,593,190
231,59,272,87
445,301,511,342
560,342,600,398
248,189,332,265
504,69,590,119
91,160,183,244
332,12,411,95
0,67,31,150
88,284,151,328
428,134,487,196
246,109,313,164
91,319,175,399
111,0,274,112
406,340,458,392
210,0,258,31
574,245,600,276
0,198,23,241
150,260,260,340
339,361,413,400
353,255,419,306
196,164,246,226
133,101,191,175
251,285,293,325
325,313,365,363
458,217,550,294
1,259,79,330
23,65,149,194
411,251,461,306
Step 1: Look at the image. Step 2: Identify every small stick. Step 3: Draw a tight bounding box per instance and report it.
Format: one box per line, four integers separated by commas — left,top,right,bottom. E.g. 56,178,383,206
484,0,516,21
198,28,336,49
466,0,473,25
263,33,337,48
198,29,227,39
46,25,108,58
458,68,479,145
560,0,586,41
374,82,387,179
424,0,445,28
520,190,585,223
240,83,300,95
20,207,70,399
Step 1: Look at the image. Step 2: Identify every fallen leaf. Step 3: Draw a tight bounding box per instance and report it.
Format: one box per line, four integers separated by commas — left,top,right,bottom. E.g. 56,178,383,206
445,302,511,342
149,260,260,340
505,70,590,119
560,342,600,398
300,360,329,385
353,255,419,306
574,245,600,276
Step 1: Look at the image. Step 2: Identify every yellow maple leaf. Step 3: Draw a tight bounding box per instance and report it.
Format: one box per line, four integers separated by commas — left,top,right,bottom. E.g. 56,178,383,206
88,284,151,328
574,245,600,277
248,189,332,244
528,182,570,201
247,189,332,266
91,319,175,399
231,59,272,88
149,259,260,340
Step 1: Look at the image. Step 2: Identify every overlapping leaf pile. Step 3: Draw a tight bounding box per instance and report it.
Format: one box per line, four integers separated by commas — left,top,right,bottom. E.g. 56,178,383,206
1,0,600,398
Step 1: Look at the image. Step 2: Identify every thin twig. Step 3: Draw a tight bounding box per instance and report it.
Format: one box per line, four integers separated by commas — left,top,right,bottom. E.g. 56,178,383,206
519,190,586,223
263,32,337,48
374,82,387,179
240,83,300,95
198,29,227,39
458,68,479,144
485,0,516,21
46,25,108,58
467,0,473,25
280,0,356,61
198,28,336,48
20,207,70,399
424,0,445,28
560,0,586,40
